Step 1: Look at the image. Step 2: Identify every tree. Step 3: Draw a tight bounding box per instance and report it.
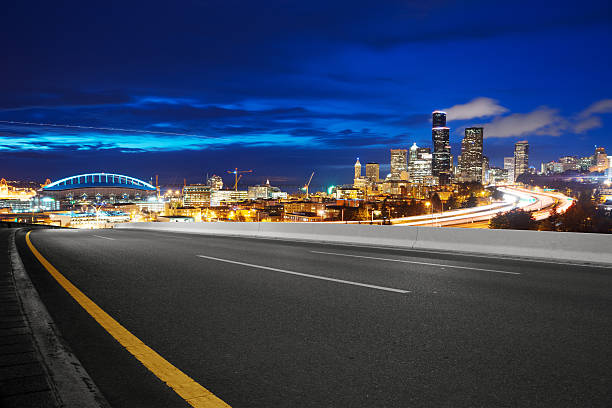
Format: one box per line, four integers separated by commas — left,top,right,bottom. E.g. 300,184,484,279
431,193,442,212
538,206,559,231
491,188,505,201
490,209,537,230
558,192,612,233
462,193,478,208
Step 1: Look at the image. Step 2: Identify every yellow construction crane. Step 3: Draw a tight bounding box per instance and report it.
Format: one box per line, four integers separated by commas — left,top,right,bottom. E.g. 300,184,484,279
302,171,315,199
227,168,253,191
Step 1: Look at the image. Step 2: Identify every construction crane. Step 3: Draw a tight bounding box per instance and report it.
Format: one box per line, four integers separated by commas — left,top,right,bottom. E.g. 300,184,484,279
227,168,253,191
302,171,315,199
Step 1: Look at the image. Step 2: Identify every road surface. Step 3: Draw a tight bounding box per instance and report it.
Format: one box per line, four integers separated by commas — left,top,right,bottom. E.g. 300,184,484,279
16,228,612,407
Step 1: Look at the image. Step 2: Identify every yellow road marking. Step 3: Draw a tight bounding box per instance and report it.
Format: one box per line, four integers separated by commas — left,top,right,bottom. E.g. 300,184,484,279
25,231,230,408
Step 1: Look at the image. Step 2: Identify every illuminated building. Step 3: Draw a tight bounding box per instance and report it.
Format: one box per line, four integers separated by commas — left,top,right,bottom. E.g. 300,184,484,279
382,179,410,195
459,127,484,183
578,156,593,171
408,143,419,164
334,187,364,200
248,180,286,200
41,173,157,208
482,156,489,184
432,126,451,185
207,175,224,190
514,141,529,181
365,162,380,182
0,179,36,200
182,184,212,207
390,149,408,179
408,145,433,184
210,190,248,206
504,157,515,182
487,167,508,185
591,147,609,172
49,210,130,228
354,158,362,180
431,111,451,185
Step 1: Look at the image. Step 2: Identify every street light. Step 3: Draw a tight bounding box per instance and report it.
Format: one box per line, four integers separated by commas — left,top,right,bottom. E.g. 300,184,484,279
425,201,433,225
317,209,325,222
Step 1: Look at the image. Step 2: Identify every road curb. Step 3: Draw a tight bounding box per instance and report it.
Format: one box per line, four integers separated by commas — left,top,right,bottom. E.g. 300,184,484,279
9,229,110,408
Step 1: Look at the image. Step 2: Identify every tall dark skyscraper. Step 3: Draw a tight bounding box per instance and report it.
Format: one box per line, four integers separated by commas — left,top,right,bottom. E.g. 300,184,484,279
459,127,484,183
432,110,447,128
431,111,451,185
514,140,529,181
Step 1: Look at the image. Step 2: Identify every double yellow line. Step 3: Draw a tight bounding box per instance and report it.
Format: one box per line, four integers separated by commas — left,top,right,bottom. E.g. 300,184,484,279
26,231,230,408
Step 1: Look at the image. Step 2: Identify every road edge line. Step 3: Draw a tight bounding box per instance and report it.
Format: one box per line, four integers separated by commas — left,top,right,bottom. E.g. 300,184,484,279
10,229,110,408
25,231,231,408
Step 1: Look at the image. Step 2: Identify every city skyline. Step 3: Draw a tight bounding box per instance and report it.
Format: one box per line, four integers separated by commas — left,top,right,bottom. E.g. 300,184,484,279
2,0,612,186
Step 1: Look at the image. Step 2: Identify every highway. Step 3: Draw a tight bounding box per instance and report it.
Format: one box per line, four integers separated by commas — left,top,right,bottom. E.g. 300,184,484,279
16,228,612,407
331,186,572,228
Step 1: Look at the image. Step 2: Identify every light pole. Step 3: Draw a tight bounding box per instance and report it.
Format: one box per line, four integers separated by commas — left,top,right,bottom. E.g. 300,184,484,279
425,201,432,225
317,209,325,222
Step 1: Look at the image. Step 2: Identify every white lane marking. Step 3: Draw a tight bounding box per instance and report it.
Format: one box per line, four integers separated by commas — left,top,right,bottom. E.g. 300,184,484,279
92,235,115,240
196,254,410,294
310,251,521,275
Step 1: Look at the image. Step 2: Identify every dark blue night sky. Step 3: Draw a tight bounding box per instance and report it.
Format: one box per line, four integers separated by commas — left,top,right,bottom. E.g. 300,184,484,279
2,0,611,189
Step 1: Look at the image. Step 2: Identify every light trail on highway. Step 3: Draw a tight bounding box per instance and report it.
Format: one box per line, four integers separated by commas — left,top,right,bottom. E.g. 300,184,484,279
329,185,573,228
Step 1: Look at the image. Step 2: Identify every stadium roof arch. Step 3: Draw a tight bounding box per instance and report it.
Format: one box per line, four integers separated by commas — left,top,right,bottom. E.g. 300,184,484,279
42,173,156,191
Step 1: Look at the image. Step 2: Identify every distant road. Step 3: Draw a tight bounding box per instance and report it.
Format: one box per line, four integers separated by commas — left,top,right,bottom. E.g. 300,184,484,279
330,185,572,228
18,228,612,407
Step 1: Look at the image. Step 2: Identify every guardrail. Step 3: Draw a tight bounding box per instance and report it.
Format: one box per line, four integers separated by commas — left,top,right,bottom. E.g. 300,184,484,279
0,221,66,229
116,222,612,266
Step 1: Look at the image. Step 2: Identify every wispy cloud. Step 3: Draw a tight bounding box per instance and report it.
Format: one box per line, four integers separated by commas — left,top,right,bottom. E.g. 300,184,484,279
478,107,564,138
444,97,508,121
579,99,612,117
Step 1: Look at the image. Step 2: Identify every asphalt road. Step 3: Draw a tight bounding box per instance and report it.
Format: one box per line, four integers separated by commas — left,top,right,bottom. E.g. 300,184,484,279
16,228,612,407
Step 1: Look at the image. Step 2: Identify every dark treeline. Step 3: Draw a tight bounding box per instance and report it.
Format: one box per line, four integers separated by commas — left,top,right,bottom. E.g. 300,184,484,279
490,192,612,233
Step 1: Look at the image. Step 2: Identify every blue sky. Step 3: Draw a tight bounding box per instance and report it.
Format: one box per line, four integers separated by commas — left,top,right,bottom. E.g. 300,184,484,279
1,0,611,188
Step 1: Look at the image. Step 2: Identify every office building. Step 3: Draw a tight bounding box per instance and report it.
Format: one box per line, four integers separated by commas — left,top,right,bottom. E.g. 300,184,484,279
210,190,248,206
504,157,515,183
432,126,451,185
432,110,446,128
408,145,433,184
459,127,484,183
592,147,609,173
390,149,408,180
365,162,380,182
207,175,223,190
354,158,362,180
182,184,211,207
514,141,529,181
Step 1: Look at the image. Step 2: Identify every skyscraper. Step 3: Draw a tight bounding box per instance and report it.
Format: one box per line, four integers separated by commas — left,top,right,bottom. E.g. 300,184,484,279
354,158,362,180
409,146,433,184
365,162,380,182
390,149,408,179
593,147,609,172
432,118,451,185
482,155,489,184
504,157,515,183
408,142,419,164
459,127,484,183
432,110,447,128
514,140,529,181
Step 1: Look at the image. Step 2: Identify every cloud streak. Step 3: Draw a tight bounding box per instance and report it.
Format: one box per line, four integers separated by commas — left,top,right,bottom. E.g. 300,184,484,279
478,107,564,138
444,97,508,121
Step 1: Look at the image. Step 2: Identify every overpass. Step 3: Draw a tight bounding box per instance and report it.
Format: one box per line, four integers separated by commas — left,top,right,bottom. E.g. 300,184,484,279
6,223,611,407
